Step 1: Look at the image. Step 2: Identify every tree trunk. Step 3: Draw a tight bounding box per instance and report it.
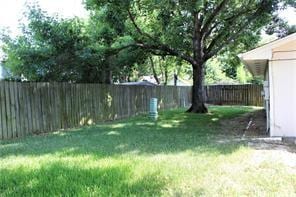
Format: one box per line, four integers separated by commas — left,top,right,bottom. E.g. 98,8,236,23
103,69,113,84
164,66,168,86
159,58,165,83
149,56,160,84
174,73,178,86
187,62,208,113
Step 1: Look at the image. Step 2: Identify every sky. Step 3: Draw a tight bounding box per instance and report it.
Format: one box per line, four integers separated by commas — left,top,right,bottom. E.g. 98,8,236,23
0,0,295,37
0,0,88,37
278,6,296,25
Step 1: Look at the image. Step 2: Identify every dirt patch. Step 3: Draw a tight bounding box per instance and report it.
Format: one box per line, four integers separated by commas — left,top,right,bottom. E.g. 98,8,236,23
246,140,296,169
221,109,267,137
247,138,296,151
220,109,296,168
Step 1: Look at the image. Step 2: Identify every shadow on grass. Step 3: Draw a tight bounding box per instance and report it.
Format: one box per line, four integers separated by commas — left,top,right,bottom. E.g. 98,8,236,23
0,161,166,196
0,106,256,159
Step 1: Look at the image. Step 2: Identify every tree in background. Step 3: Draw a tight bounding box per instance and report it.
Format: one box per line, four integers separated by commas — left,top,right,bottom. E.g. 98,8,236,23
265,1,295,38
266,17,296,38
85,5,148,83
1,6,87,82
145,56,191,85
0,5,147,83
86,0,290,113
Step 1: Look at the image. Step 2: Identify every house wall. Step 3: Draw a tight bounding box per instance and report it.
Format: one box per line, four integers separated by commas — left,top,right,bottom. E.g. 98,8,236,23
269,41,296,137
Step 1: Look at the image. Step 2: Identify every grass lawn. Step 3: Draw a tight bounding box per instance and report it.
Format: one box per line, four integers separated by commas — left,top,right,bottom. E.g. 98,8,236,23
1,106,295,196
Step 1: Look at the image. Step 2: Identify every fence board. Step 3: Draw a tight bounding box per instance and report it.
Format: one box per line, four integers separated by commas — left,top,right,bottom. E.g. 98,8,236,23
4,82,12,139
0,82,7,139
14,82,21,138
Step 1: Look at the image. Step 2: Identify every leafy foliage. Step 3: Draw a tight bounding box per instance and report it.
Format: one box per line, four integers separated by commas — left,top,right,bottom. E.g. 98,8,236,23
85,0,289,112
266,16,296,38
0,5,147,83
2,6,86,81
264,1,295,38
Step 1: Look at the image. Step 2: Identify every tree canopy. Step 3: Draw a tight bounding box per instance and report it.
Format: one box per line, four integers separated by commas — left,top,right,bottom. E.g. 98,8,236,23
1,1,295,112
0,5,147,83
85,0,293,112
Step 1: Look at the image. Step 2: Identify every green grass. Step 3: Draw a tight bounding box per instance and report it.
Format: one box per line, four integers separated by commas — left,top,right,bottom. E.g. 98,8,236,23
1,106,295,196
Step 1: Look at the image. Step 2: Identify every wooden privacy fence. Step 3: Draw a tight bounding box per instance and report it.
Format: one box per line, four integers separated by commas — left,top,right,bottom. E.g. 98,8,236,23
0,82,264,140
0,82,191,140
205,84,263,106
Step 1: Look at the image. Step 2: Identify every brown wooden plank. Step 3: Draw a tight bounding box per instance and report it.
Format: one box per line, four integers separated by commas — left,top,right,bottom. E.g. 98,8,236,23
4,82,12,139
13,82,21,137
8,82,17,138
31,82,38,133
0,82,7,140
18,83,26,137
28,83,35,134
72,83,77,127
52,82,58,131
36,83,43,133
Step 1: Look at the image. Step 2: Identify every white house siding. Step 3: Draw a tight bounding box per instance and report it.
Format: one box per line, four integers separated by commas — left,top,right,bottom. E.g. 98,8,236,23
240,33,296,137
269,59,296,137
269,39,296,137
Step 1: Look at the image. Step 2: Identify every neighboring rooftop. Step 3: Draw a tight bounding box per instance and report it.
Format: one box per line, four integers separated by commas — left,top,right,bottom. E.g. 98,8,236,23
120,80,158,86
0,65,9,80
167,77,192,86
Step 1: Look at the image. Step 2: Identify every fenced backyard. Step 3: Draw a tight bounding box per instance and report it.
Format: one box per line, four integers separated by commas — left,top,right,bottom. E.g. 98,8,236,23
0,82,263,140
3,84,295,197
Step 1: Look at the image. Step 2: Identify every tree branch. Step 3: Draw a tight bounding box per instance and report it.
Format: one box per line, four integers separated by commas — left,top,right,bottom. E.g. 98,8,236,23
205,5,258,58
135,42,195,64
206,29,243,60
203,22,219,40
107,43,137,55
201,0,229,35
110,42,194,65
193,11,202,60
202,2,254,54
126,8,194,65
127,8,158,43
149,56,160,84
205,6,264,60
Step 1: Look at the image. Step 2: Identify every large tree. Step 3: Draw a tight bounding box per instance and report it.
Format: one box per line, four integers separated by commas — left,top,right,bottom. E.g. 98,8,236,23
86,0,290,113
